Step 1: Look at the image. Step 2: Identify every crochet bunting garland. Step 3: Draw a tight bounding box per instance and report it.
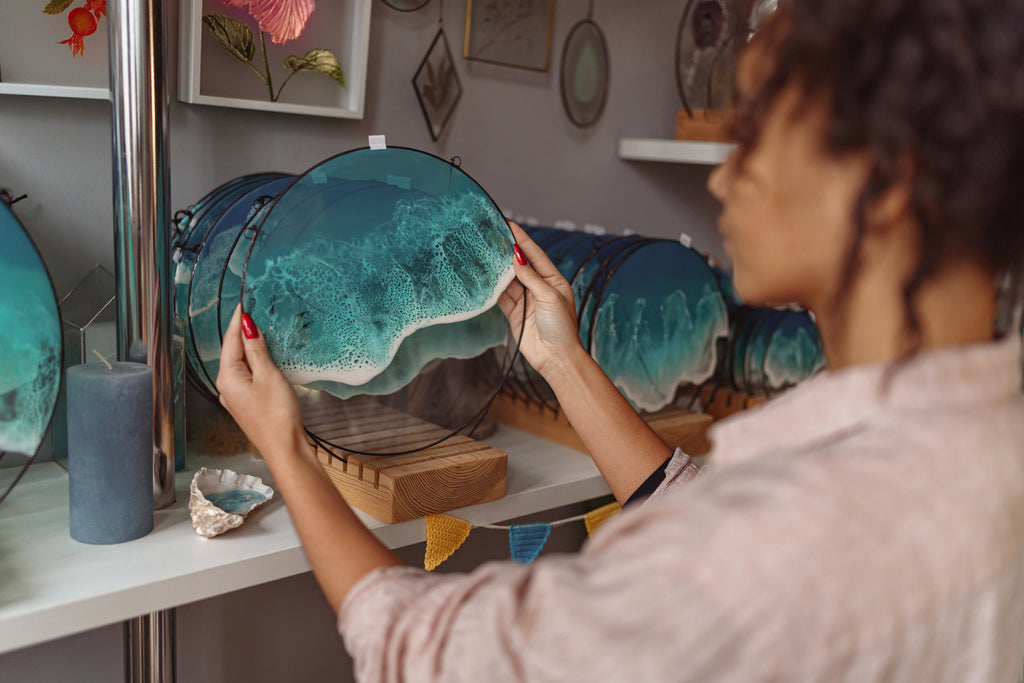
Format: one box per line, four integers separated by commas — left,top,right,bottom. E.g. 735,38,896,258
423,502,622,571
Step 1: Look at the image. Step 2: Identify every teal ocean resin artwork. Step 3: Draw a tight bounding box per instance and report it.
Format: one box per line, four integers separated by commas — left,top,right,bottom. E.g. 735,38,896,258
762,311,825,390
174,173,294,398
589,245,729,412
726,305,824,397
524,228,729,413
306,307,509,400
174,148,518,426
240,148,515,389
0,201,62,457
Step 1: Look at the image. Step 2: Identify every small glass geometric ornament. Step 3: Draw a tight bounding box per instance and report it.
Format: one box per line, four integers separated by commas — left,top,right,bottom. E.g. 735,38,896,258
52,263,116,470
413,7,462,142
0,191,62,506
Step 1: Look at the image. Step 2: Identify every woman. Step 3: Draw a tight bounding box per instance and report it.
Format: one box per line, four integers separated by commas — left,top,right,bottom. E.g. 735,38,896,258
217,1,1024,680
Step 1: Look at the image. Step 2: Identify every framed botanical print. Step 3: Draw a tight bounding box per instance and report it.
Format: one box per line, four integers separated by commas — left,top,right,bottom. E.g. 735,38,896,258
464,0,556,72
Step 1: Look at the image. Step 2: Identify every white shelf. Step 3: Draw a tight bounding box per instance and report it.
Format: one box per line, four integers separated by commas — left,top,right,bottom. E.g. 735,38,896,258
618,138,735,166
0,427,608,655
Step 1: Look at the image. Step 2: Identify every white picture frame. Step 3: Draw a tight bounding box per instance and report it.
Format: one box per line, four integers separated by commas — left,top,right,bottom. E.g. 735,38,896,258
178,0,372,119
0,3,109,100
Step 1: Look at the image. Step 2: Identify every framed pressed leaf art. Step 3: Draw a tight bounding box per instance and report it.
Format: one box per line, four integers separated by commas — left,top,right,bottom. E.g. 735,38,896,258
178,0,372,118
413,28,463,141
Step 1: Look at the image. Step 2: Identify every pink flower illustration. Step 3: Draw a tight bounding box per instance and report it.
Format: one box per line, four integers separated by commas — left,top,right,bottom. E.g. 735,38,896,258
220,0,314,45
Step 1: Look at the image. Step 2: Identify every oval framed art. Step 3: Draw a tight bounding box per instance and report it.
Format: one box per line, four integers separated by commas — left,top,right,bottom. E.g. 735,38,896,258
559,17,610,129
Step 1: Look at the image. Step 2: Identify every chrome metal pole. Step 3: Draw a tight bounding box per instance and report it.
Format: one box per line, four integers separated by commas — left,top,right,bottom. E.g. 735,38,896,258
124,611,176,683
108,0,175,509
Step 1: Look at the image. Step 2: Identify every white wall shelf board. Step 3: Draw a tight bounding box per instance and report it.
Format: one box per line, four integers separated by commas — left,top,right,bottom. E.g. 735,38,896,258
618,138,735,166
0,427,608,655
0,84,108,100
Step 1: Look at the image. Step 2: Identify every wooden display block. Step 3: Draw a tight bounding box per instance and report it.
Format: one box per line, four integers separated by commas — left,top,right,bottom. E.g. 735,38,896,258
487,393,713,456
299,394,507,523
675,108,737,143
697,385,765,421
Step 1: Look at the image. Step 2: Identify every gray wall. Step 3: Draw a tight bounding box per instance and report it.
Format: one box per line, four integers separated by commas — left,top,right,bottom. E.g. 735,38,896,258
0,0,721,679
2,0,722,299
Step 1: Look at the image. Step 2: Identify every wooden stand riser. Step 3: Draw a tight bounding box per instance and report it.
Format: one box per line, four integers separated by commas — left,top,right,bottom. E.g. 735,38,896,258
697,386,764,422
487,394,713,456
300,395,507,524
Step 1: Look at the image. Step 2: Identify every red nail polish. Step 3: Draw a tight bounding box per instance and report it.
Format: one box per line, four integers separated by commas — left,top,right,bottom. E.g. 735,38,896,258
513,244,527,266
241,312,258,340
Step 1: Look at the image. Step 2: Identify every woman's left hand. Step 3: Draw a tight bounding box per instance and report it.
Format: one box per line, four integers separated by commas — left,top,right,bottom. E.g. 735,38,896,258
216,304,307,459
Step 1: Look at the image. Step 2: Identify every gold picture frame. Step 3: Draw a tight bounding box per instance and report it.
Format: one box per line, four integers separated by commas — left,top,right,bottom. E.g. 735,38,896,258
463,0,556,72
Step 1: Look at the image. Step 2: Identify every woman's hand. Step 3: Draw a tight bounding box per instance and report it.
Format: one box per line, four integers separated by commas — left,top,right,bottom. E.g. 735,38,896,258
216,305,308,460
498,222,585,377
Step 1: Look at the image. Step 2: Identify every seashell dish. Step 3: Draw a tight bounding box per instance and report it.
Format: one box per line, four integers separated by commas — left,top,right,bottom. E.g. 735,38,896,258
189,467,274,538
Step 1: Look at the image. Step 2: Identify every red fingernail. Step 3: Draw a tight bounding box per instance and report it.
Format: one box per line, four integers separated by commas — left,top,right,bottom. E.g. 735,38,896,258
241,312,258,340
513,244,527,266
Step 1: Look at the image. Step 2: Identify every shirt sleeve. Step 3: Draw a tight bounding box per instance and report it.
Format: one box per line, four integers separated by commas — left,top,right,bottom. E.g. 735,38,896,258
339,521,732,683
625,448,702,507
338,454,743,683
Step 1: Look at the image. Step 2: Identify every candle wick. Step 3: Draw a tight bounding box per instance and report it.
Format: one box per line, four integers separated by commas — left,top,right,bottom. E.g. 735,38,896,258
92,349,114,371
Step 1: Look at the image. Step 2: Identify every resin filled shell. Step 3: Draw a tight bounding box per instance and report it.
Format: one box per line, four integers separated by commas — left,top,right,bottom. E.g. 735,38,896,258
189,467,274,538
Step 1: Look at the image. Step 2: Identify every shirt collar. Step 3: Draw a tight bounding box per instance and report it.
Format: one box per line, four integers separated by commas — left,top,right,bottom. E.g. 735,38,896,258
708,337,1023,468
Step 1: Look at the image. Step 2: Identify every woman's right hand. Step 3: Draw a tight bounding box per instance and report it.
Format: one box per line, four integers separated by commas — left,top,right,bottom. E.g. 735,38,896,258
498,222,585,377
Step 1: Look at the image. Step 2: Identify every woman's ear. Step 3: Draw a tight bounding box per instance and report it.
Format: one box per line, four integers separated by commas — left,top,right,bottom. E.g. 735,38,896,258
864,156,917,238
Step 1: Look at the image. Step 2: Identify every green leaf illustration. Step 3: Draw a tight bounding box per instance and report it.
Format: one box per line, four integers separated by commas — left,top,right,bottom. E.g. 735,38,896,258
202,13,255,64
43,0,75,15
283,49,347,89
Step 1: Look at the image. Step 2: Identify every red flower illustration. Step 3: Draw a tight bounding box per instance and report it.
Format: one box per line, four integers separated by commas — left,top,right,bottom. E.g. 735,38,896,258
84,0,106,18
220,0,315,45
58,7,97,58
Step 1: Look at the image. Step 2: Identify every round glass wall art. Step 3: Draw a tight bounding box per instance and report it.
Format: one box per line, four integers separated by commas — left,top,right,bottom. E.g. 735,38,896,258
726,305,823,398
174,173,294,399
0,199,62,503
380,0,431,11
675,0,746,113
175,147,524,455
241,148,516,387
559,18,610,128
517,227,729,414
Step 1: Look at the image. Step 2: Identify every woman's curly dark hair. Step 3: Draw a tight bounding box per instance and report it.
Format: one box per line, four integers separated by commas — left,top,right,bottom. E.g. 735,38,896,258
733,0,1024,343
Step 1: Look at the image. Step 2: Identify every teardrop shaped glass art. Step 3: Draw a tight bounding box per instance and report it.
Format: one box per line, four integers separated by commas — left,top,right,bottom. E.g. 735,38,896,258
560,18,610,128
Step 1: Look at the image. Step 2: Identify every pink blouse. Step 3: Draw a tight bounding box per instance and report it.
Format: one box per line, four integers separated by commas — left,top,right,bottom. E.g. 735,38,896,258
340,339,1024,682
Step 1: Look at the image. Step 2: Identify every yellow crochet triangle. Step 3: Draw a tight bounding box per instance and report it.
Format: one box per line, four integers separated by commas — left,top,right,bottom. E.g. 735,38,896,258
424,514,473,571
584,502,621,537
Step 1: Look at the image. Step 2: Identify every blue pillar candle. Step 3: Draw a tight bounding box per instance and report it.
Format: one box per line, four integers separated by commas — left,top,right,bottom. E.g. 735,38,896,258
67,361,154,544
